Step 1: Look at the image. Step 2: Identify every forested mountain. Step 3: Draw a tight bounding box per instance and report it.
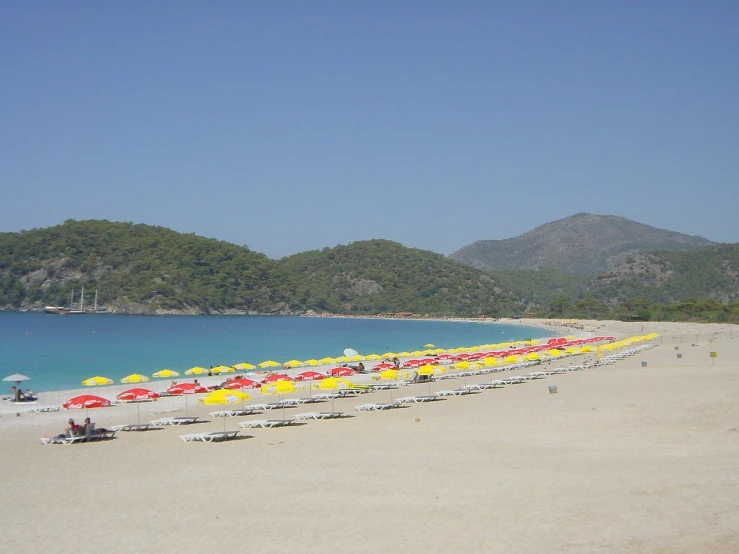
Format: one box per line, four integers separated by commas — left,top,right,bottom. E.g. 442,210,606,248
580,244,739,304
279,239,515,316
450,213,715,274
0,220,294,314
1,219,737,321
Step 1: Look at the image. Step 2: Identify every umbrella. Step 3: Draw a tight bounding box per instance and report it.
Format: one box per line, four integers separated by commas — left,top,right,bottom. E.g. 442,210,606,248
167,383,208,415
319,357,336,365
153,369,180,379
116,388,159,426
416,365,442,395
200,389,251,431
378,369,408,401
283,360,302,369
211,365,235,375
232,362,255,371
329,367,355,377
313,377,354,413
294,371,326,382
121,374,150,384
258,360,280,368
262,373,291,383
343,348,359,358
224,378,262,391
260,380,300,419
64,394,112,419
3,373,31,384
82,375,114,397
302,359,321,367
185,366,209,375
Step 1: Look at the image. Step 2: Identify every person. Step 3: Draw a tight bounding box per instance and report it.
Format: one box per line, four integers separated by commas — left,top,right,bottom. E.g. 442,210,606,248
81,417,95,437
59,418,80,439
193,379,199,385
11,386,22,402
357,362,366,373
392,357,400,368
23,389,37,401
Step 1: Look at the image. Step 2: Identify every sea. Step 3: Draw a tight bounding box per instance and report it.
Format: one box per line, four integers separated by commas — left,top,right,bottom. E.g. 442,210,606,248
0,312,553,392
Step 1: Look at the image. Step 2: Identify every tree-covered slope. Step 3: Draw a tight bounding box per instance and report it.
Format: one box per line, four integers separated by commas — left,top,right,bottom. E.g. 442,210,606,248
279,239,511,316
0,220,294,313
580,244,739,304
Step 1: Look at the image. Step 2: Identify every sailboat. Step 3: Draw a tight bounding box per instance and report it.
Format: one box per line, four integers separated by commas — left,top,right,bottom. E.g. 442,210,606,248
44,288,108,314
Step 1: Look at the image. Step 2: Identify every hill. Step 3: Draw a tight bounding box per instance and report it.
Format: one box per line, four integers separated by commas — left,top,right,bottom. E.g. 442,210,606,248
0,220,294,314
449,213,715,274
580,243,739,305
279,239,513,316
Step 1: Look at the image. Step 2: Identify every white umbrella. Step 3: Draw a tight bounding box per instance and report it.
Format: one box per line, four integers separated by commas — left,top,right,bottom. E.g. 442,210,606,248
343,348,359,358
3,374,31,383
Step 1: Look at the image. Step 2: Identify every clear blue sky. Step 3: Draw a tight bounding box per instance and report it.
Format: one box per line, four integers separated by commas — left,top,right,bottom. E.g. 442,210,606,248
1,1,737,258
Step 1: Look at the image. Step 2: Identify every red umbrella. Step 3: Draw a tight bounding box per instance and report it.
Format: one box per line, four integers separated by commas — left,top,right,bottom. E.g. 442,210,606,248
294,371,326,381
224,378,262,390
262,373,291,383
167,383,207,416
64,394,111,409
117,388,160,402
116,388,159,426
167,383,208,395
372,363,395,371
329,367,354,377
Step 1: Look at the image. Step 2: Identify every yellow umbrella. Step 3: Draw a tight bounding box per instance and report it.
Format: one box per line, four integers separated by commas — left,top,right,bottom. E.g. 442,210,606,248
82,376,113,386
313,377,354,413
200,389,251,431
416,365,442,395
381,352,397,358
211,365,235,375
284,360,302,368
365,354,383,361
319,357,336,365
397,352,411,357
423,343,435,348
82,375,113,396
120,374,150,384
302,359,321,367
259,360,281,368
153,369,180,379
260,380,300,419
378,369,407,402
185,366,209,375
335,356,351,363
350,355,365,361
232,362,255,371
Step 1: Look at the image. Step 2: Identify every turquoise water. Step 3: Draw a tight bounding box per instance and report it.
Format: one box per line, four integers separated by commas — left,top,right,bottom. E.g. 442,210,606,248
0,313,552,392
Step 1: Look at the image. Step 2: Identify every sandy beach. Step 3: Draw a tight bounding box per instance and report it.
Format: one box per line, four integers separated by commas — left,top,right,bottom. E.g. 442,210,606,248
1,319,738,553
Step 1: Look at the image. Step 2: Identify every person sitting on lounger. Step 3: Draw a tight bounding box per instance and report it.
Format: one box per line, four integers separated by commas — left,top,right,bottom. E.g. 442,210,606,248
23,389,37,402
59,418,81,438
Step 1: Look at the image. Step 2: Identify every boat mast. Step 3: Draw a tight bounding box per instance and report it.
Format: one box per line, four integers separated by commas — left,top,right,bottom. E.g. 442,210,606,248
80,287,84,310
70,290,74,308
94,289,98,311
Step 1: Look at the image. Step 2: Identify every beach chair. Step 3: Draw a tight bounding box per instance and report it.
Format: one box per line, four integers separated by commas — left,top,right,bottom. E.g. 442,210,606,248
111,423,163,432
434,389,476,396
208,408,260,417
40,435,86,445
238,419,295,429
150,416,200,426
355,403,402,411
180,431,241,442
294,412,344,420
397,396,442,403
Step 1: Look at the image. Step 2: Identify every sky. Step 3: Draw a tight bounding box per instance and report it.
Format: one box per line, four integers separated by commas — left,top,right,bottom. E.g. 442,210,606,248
1,1,737,258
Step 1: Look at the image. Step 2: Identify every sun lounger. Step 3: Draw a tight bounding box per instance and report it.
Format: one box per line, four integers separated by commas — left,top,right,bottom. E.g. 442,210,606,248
238,419,296,429
371,384,400,390
40,435,86,445
150,416,201,426
462,383,501,391
434,389,476,396
293,397,327,404
294,412,344,420
180,431,241,442
26,406,61,413
208,409,260,417
397,396,442,403
355,403,402,411
312,393,341,400
337,389,365,397
111,423,163,432
249,402,293,410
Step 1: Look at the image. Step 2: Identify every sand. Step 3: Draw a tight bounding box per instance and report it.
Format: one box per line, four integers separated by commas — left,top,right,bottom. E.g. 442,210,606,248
1,319,738,553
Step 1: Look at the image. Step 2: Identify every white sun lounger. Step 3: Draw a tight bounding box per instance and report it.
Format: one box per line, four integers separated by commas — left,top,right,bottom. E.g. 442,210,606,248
462,383,501,391
397,396,442,403
40,435,86,445
26,406,61,413
355,403,402,411
111,423,163,432
238,419,296,429
249,402,293,410
150,416,201,426
180,431,241,442
434,389,475,396
294,412,344,420
312,393,341,400
209,408,260,417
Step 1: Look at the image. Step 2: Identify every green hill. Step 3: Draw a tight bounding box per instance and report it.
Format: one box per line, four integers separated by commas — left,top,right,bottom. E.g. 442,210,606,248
279,239,513,316
0,220,293,314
